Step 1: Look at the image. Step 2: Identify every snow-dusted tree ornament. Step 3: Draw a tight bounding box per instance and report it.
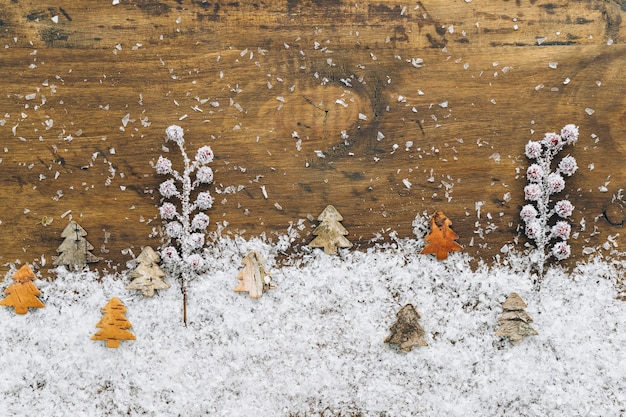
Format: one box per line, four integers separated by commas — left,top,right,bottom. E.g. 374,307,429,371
155,125,214,325
520,124,578,279
495,292,538,345
0,265,45,315
126,246,170,297
309,205,353,255
53,220,100,269
384,303,428,352
233,251,276,298
91,297,136,348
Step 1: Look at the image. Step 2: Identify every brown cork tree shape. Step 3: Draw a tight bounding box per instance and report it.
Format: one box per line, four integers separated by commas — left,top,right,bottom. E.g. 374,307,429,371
91,297,136,348
0,265,45,315
126,246,170,297
309,205,353,255
234,251,275,299
495,292,538,345
384,303,428,352
54,221,100,269
420,210,463,260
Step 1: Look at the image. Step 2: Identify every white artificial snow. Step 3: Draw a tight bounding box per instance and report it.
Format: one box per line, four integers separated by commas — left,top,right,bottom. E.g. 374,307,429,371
0,237,624,416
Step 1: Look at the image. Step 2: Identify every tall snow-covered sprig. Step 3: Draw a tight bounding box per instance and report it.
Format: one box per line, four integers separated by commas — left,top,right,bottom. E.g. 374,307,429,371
155,125,214,325
520,124,578,282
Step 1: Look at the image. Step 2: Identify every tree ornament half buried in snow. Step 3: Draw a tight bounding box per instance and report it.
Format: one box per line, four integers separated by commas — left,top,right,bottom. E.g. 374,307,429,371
495,292,538,345
0,264,45,315
309,205,353,255
420,210,463,260
384,303,428,352
126,246,170,297
53,220,100,269
91,297,136,348
234,251,276,299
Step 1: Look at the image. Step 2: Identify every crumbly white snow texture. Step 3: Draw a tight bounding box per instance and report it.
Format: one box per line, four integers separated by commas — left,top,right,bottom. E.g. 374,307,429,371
1,237,624,417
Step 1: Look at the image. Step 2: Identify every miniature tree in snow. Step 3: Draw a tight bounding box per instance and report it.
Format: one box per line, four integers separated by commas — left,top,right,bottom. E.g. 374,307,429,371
0,264,45,315
420,210,462,260
126,246,170,297
155,125,214,325
309,205,353,255
384,303,428,352
495,292,538,345
91,297,136,348
520,124,578,279
234,251,275,299
53,220,100,269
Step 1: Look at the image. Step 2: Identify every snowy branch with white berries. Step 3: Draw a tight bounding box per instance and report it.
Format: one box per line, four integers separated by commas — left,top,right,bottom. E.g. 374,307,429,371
520,124,578,279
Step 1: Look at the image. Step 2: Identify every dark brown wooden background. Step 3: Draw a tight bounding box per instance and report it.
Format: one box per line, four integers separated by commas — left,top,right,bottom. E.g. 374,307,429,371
1,0,625,275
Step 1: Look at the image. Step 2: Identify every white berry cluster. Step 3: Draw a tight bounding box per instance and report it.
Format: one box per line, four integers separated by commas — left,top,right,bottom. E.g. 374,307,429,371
520,124,578,275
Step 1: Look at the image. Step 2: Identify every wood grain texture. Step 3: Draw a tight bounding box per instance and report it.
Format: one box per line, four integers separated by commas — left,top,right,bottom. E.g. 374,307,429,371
0,0,625,274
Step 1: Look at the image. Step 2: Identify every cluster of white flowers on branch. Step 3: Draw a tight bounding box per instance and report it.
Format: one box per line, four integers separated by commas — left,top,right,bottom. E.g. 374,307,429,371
155,125,214,325
520,124,578,278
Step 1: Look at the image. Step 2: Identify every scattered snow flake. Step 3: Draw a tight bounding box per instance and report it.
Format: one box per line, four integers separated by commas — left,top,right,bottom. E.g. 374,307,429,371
548,62,558,69
563,77,571,85
274,202,283,211
179,114,188,120
536,37,546,45
377,131,385,141
25,93,36,100
261,185,268,199
314,150,326,158
585,108,595,116
596,80,602,87
439,101,448,108
402,178,412,189
358,113,367,120
121,113,131,127
51,15,59,24
411,58,424,68
112,0,120,4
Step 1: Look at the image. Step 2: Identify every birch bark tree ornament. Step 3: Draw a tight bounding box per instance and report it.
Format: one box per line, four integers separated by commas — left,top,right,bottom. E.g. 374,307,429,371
495,292,538,345
53,220,100,269
309,205,353,255
420,210,462,260
126,246,170,297
91,297,136,348
384,303,428,352
234,251,276,298
0,265,45,315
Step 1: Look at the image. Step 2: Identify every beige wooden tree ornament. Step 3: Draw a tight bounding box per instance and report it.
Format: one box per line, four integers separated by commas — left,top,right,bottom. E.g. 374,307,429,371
384,303,428,352
126,246,170,297
0,265,45,314
54,220,100,269
495,292,538,344
234,251,275,298
309,205,353,255
91,297,136,348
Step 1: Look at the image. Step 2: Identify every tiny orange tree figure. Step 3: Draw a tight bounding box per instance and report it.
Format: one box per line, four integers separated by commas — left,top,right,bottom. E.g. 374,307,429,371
0,264,45,314
420,210,462,260
91,297,136,348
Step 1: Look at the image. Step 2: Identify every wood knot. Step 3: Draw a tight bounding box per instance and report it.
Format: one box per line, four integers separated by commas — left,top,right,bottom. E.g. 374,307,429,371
603,201,625,226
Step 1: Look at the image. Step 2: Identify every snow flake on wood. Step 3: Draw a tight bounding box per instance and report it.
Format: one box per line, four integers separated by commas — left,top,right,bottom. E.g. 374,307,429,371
495,292,538,345
234,251,275,299
91,297,136,348
53,221,100,269
126,246,170,297
0,265,45,315
309,205,353,255
420,210,462,260
384,303,428,352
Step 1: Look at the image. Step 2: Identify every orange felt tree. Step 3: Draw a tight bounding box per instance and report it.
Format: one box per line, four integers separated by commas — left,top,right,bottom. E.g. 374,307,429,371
420,210,463,260
91,297,136,348
0,264,45,314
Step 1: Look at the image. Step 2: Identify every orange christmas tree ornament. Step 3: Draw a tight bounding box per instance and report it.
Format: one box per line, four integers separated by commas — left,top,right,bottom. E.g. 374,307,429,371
0,265,45,315
420,210,463,260
91,297,136,348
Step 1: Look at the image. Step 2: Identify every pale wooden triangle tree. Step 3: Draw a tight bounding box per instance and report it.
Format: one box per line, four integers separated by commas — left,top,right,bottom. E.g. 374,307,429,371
384,303,428,352
53,220,100,269
495,292,538,344
91,297,136,348
234,251,275,298
309,205,353,255
126,246,170,297
0,264,45,315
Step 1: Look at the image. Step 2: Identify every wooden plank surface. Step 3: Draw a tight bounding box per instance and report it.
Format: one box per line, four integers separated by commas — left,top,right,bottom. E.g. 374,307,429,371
0,0,625,274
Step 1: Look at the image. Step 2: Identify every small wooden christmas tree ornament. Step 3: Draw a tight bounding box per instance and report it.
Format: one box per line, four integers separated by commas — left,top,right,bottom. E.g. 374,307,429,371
495,292,538,345
91,297,136,348
234,251,275,299
420,210,462,260
309,205,353,255
0,265,45,315
126,246,170,297
384,303,428,352
54,220,100,269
